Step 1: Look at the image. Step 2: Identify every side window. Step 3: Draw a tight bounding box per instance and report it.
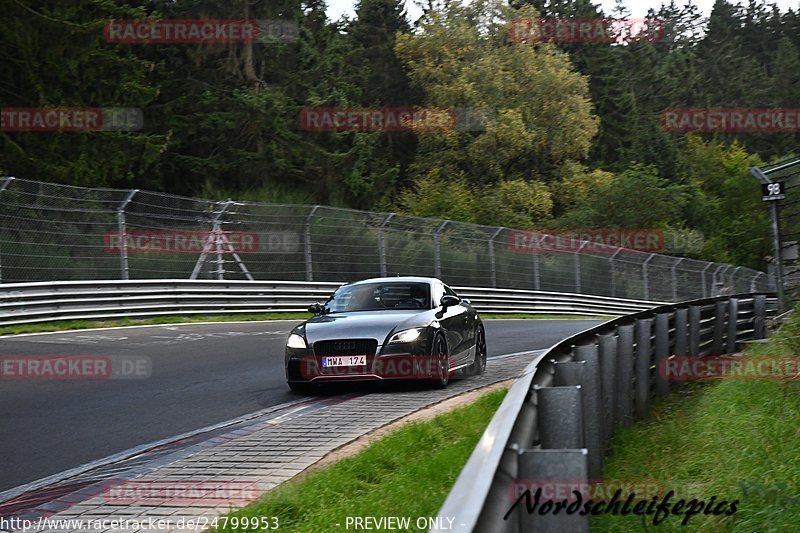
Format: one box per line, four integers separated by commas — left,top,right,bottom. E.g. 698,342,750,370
432,282,445,307
443,284,458,298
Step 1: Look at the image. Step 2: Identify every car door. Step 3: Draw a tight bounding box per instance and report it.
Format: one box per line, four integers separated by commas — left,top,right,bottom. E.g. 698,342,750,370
441,284,471,366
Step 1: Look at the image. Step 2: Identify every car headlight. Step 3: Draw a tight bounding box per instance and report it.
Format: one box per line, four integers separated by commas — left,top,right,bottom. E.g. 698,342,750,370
388,328,424,344
287,333,307,349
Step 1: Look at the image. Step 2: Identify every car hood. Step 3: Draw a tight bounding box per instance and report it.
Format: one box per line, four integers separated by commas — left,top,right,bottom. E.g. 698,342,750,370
303,310,433,345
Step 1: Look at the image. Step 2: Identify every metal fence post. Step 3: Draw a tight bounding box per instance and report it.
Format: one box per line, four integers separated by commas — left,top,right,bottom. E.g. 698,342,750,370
642,253,655,300
608,248,622,298
634,318,652,418
116,190,138,280
712,264,725,295
727,298,739,353
730,266,742,293
654,313,670,396
616,324,635,427
753,295,767,339
671,258,684,301
378,213,395,277
0,177,15,283
701,263,713,298
750,272,761,292
488,227,504,288
574,242,588,294
434,220,449,279
304,205,320,282
532,250,540,291
689,305,701,356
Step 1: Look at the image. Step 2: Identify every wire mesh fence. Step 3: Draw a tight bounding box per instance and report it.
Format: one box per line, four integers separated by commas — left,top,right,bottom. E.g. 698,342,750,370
0,177,774,301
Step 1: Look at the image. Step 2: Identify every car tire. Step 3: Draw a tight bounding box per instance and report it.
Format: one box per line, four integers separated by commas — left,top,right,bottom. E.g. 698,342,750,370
430,333,450,389
469,326,487,375
287,381,316,394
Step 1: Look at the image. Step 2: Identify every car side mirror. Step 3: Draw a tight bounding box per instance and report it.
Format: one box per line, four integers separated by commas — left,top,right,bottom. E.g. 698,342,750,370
440,295,460,309
308,303,323,315
461,298,471,305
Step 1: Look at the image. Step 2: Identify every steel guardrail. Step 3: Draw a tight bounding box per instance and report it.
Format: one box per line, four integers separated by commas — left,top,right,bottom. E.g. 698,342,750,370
434,292,777,532
0,280,666,326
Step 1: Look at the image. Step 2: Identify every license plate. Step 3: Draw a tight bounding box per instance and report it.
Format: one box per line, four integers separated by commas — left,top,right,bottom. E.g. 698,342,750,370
322,355,366,367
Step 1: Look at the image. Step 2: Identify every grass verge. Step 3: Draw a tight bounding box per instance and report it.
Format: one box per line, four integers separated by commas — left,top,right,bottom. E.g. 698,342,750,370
0,313,608,336
592,310,800,532
215,387,508,533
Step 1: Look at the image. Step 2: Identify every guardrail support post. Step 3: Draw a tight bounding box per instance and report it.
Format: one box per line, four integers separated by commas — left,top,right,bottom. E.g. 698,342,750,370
378,213,395,278
753,295,767,339
434,220,449,279
674,308,688,356
726,298,739,353
616,324,635,427
516,449,589,533
572,345,604,479
304,205,320,281
689,305,701,356
712,299,727,356
654,313,670,396
117,189,138,280
634,318,652,418
598,334,617,447
488,227,504,288
532,251,540,291
0,176,15,283
536,386,584,449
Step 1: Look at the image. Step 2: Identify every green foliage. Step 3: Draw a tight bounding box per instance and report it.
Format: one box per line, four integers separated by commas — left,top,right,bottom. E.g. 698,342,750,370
555,163,689,229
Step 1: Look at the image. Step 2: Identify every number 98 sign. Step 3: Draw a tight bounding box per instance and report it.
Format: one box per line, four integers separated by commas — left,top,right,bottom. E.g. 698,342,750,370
762,182,785,201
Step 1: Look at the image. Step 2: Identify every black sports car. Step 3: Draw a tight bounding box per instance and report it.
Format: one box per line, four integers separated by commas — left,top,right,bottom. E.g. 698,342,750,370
285,276,487,393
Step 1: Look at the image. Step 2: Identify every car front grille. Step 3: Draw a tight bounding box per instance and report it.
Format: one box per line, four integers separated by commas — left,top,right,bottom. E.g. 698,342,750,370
313,339,378,376
313,339,378,357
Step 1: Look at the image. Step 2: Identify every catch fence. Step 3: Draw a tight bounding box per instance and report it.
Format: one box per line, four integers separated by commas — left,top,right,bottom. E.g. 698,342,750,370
0,177,773,301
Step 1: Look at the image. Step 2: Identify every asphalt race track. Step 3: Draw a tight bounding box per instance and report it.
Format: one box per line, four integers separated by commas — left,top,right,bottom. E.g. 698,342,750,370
0,318,604,492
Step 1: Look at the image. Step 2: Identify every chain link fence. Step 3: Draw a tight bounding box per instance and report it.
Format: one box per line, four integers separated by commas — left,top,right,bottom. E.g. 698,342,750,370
0,177,774,301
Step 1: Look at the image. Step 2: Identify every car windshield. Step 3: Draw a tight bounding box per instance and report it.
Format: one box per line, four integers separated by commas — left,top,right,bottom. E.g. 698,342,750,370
324,282,430,313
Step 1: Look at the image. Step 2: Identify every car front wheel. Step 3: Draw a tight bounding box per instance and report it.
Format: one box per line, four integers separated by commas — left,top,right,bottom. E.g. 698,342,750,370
430,333,450,389
469,326,487,375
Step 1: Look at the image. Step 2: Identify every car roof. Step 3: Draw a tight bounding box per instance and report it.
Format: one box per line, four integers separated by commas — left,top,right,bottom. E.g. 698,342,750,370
344,276,439,287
